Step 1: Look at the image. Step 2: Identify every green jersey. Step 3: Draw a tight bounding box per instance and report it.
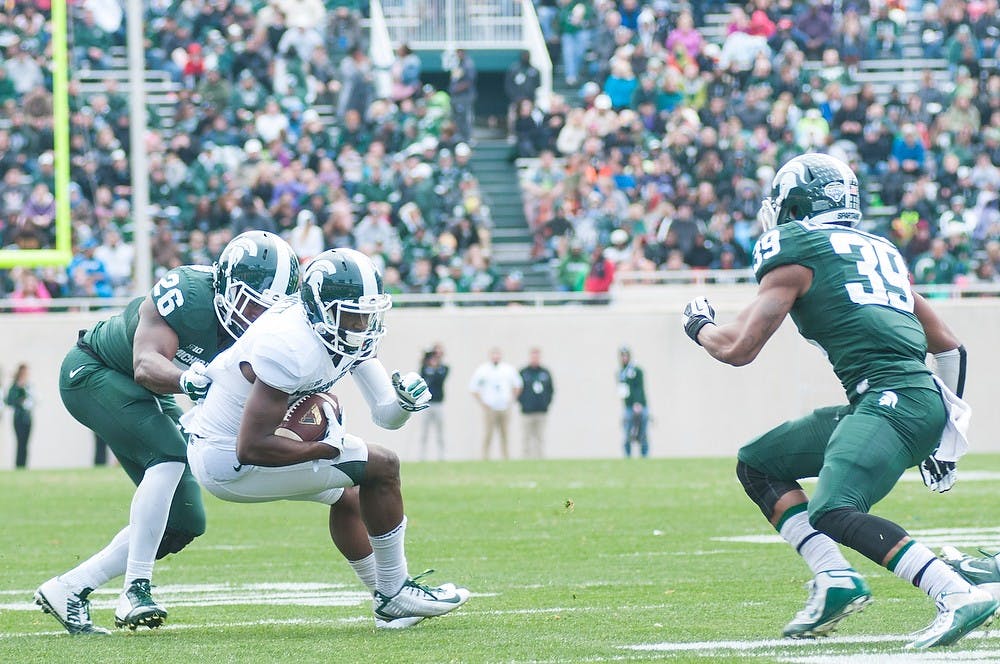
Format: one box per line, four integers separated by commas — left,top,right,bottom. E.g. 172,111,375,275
83,266,227,377
752,221,930,401
618,364,646,408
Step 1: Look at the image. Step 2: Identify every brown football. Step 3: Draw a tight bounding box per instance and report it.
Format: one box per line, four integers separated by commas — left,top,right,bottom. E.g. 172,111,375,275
274,393,341,442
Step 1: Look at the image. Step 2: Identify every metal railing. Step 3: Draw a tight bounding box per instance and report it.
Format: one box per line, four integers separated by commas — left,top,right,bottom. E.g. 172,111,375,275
2,279,999,314
378,0,525,49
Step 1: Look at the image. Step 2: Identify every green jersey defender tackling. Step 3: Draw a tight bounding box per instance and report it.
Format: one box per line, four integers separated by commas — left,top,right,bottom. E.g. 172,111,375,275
681,153,997,649
35,231,301,634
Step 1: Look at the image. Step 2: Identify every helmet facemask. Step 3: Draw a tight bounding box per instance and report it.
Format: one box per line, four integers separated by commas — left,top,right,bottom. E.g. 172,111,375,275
310,293,391,364
757,196,779,231
212,231,300,340
214,279,279,340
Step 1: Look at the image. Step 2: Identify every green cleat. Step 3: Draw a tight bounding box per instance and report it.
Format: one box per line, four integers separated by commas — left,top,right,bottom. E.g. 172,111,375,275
114,579,167,630
783,569,872,639
941,546,1000,599
907,587,999,649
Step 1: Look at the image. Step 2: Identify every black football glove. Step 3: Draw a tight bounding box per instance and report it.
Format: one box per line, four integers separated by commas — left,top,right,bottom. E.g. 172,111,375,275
919,454,957,493
682,296,716,345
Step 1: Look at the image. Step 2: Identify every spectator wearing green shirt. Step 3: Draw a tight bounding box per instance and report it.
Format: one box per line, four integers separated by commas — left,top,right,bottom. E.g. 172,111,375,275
617,346,649,458
557,240,590,291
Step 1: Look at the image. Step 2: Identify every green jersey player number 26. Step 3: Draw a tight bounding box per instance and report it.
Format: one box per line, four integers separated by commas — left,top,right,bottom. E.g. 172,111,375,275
34,231,299,636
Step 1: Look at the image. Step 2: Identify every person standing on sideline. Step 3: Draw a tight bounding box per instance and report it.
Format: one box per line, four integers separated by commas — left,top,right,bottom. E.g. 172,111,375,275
617,347,649,457
518,348,554,459
418,345,449,461
5,363,33,468
469,348,522,460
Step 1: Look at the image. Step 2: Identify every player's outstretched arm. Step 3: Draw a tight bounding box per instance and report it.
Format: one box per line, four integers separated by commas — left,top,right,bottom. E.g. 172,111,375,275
133,296,185,394
913,292,967,397
913,292,961,354
695,264,809,366
237,369,339,467
353,359,412,429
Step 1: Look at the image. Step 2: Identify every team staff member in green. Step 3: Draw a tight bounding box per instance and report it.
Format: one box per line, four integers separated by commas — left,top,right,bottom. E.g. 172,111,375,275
617,346,648,458
35,231,301,634
682,154,997,649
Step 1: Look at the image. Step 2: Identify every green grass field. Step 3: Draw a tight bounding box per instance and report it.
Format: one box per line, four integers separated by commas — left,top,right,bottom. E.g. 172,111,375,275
4,457,1000,663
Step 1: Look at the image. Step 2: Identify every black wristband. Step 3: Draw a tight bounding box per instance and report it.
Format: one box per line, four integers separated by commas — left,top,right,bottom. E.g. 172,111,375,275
685,318,715,346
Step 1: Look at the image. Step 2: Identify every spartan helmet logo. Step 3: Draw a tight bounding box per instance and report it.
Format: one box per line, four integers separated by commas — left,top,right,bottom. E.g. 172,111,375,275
226,236,260,277
307,259,337,296
775,161,807,199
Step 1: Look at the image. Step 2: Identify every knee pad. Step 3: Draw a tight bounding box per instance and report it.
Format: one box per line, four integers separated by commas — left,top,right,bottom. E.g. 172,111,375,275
736,459,803,519
156,527,198,560
811,507,908,565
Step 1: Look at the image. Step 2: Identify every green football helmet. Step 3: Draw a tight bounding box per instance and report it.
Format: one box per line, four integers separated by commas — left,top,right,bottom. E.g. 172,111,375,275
758,153,862,231
301,248,391,365
213,231,300,339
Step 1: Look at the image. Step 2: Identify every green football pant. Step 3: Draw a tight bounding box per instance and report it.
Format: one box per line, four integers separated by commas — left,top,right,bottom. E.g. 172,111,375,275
59,345,206,539
737,385,947,521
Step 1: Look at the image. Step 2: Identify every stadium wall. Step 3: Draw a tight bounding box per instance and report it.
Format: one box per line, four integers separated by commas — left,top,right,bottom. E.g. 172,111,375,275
1,288,997,469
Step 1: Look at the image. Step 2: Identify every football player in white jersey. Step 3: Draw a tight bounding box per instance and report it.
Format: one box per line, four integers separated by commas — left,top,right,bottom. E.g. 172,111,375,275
182,248,469,628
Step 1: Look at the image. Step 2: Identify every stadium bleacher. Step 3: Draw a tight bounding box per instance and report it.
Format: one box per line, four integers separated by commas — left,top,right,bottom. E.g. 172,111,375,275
0,0,997,302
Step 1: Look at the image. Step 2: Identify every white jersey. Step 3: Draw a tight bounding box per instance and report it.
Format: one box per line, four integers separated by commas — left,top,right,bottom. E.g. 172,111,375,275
182,296,408,449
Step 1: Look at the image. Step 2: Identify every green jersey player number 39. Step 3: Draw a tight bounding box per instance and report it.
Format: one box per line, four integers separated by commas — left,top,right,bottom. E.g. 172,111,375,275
682,153,995,650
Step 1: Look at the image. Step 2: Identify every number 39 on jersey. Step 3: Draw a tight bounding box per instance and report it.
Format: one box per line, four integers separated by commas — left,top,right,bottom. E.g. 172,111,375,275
752,223,914,314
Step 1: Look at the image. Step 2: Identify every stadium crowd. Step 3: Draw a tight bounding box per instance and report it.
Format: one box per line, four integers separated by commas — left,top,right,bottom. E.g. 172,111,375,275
0,0,998,302
0,0,502,302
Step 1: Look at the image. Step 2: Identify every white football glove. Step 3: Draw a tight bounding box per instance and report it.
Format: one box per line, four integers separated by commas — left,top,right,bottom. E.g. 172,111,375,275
391,370,431,412
919,454,957,494
682,296,716,345
319,401,345,450
179,361,211,401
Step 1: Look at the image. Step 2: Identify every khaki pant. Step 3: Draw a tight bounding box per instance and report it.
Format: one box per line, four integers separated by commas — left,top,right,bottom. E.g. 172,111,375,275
419,402,445,461
522,412,547,459
482,407,511,460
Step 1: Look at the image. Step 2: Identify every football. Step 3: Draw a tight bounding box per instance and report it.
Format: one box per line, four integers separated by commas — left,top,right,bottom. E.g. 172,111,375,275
274,392,341,442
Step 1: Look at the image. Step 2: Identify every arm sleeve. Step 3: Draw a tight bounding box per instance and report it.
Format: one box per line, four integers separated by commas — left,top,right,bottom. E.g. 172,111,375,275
352,359,409,430
933,346,967,398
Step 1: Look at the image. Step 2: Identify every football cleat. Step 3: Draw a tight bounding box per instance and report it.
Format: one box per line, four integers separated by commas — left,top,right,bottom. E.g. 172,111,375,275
907,587,999,649
783,569,872,639
34,577,111,635
373,571,470,629
941,546,1000,599
114,579,167,630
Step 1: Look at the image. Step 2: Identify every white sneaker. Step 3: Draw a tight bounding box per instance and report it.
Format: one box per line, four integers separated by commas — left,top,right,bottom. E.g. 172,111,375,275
373,573,470,629
34,576,111,635
907,587,999,649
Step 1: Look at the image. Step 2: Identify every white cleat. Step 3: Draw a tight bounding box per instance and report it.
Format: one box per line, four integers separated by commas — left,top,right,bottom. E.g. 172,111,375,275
34,576,111,635
373,573,470,629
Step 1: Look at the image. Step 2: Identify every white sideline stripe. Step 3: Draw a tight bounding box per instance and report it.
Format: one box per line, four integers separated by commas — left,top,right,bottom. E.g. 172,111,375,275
2,603,662,639
798,471,1000,485
1,584,499,612
626,630,996,652
778,651,1000,664
715,525,1000,548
